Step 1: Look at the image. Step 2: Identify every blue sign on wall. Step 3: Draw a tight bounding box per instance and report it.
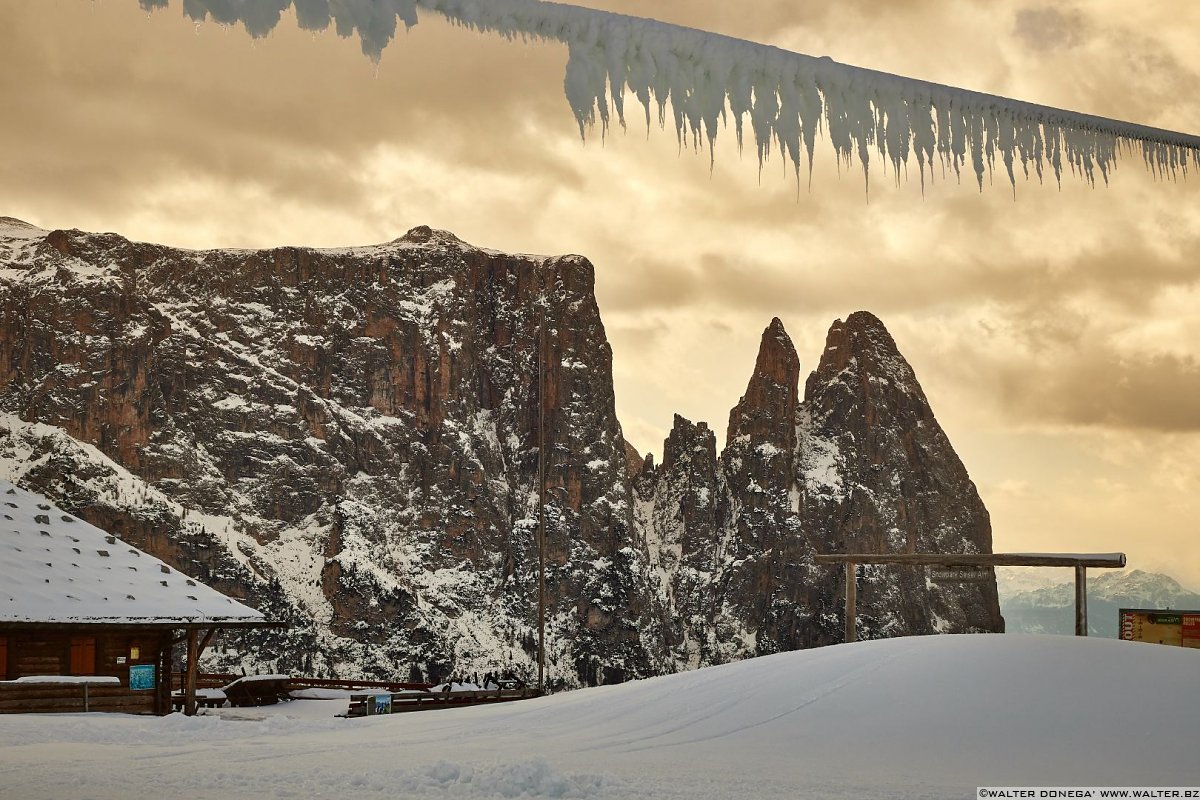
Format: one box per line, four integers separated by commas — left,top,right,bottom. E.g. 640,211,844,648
129,664,156,691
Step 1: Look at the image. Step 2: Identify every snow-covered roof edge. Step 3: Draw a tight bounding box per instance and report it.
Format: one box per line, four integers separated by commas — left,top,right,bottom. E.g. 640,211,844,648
148,0,1200,192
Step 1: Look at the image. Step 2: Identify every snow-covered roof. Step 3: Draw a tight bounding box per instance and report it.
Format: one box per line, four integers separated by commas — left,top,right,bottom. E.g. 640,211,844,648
0,479,268,625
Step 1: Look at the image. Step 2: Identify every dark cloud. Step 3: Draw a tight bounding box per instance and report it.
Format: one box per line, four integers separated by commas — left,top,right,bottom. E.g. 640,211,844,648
1013,7,1087,52
1001,348,1200,432
0,4,580,240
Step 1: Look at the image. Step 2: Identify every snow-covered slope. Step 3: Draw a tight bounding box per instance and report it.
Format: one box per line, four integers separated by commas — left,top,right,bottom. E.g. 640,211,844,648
0,635,1196,799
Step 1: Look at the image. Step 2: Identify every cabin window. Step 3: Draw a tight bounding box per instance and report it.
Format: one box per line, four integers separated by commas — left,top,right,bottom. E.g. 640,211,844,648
69,636,96,675
129,644,141,661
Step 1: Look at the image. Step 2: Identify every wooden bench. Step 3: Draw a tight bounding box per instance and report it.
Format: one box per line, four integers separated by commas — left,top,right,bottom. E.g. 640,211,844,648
172,674,291,711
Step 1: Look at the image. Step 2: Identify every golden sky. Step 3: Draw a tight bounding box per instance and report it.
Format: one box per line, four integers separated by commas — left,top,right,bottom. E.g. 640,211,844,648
2,1,1199,586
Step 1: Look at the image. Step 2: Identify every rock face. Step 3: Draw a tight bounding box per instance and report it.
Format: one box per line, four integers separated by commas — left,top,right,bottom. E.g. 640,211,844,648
800,312,1003,638
0,216,1000,683
634,313,1004,662
0,217,660,685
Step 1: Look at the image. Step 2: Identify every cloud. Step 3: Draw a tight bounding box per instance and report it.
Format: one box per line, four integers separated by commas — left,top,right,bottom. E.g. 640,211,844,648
1013,7,1087,52
1004,349,1200,432
0,4,578,245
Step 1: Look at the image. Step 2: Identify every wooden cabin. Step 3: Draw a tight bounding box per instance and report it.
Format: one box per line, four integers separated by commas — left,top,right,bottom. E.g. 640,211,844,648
0,479,278,714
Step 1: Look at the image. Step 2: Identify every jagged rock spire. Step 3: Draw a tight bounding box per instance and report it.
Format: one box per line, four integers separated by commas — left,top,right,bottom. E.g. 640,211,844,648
802,311,1004,636
727,317,801,451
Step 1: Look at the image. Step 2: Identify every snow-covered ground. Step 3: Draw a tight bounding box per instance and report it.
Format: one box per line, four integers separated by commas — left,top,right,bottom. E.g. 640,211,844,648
2,635,1197,799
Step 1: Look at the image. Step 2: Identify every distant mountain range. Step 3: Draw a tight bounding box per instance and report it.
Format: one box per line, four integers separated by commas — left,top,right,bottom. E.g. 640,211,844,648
998,568,1200,638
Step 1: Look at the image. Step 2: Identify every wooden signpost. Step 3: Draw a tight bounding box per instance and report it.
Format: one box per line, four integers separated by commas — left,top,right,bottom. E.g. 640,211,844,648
813,552,1127,643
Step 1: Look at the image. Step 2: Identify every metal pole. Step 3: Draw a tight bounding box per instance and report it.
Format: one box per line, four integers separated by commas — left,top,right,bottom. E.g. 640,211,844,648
845,562,857,643
1075,565,1087,636
537,311,546,693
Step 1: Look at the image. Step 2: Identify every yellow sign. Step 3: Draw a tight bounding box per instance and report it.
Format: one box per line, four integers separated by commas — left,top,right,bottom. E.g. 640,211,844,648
1119,608,1200,648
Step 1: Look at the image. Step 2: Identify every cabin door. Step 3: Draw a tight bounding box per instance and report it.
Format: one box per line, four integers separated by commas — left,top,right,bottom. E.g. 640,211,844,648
69,636,96,675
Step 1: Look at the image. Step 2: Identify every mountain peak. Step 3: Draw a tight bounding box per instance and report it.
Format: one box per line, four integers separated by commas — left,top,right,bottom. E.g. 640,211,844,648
806,310,923,403
727,318,800,445
662,414,716,474
843,309,887,333
397,225,470,247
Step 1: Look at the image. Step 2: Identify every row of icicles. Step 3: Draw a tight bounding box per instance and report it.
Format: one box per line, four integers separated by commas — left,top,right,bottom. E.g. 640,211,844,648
142,0,1200,195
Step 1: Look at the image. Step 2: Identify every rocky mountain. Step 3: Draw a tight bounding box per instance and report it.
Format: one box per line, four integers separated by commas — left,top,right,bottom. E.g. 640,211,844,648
0,216,1001,685
0,216,660,685
1000,569,1200,638
635,314,1004,664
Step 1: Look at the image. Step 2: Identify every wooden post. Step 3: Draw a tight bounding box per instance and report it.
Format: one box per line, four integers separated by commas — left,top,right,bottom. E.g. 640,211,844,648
184,628,198,716
1075,565,1087,636
157,637,173,715
845,562,857,644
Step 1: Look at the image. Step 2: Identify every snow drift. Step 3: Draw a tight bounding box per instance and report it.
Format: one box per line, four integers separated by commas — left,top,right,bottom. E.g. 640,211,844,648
1,635,1197,798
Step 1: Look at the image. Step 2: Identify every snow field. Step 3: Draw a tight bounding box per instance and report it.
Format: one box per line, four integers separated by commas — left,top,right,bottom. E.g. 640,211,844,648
2,635,1197,799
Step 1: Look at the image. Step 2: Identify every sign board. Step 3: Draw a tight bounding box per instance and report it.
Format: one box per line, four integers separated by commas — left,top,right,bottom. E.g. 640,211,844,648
367,694,393,715
1119,608,1200,648
128,664,156,691
928,566,993,583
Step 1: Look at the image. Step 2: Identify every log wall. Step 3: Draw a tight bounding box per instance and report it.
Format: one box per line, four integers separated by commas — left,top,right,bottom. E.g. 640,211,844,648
0,626,172,714
0,683,156,714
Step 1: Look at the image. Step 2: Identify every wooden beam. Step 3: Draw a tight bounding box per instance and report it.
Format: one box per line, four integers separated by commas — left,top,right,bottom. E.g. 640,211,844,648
845,562,857,644
1075,565,1088,637
813,553,1126,569
184,629,198,717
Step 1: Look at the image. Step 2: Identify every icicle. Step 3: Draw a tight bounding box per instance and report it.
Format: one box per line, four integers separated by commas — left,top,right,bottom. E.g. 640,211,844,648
151,0,1200,196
